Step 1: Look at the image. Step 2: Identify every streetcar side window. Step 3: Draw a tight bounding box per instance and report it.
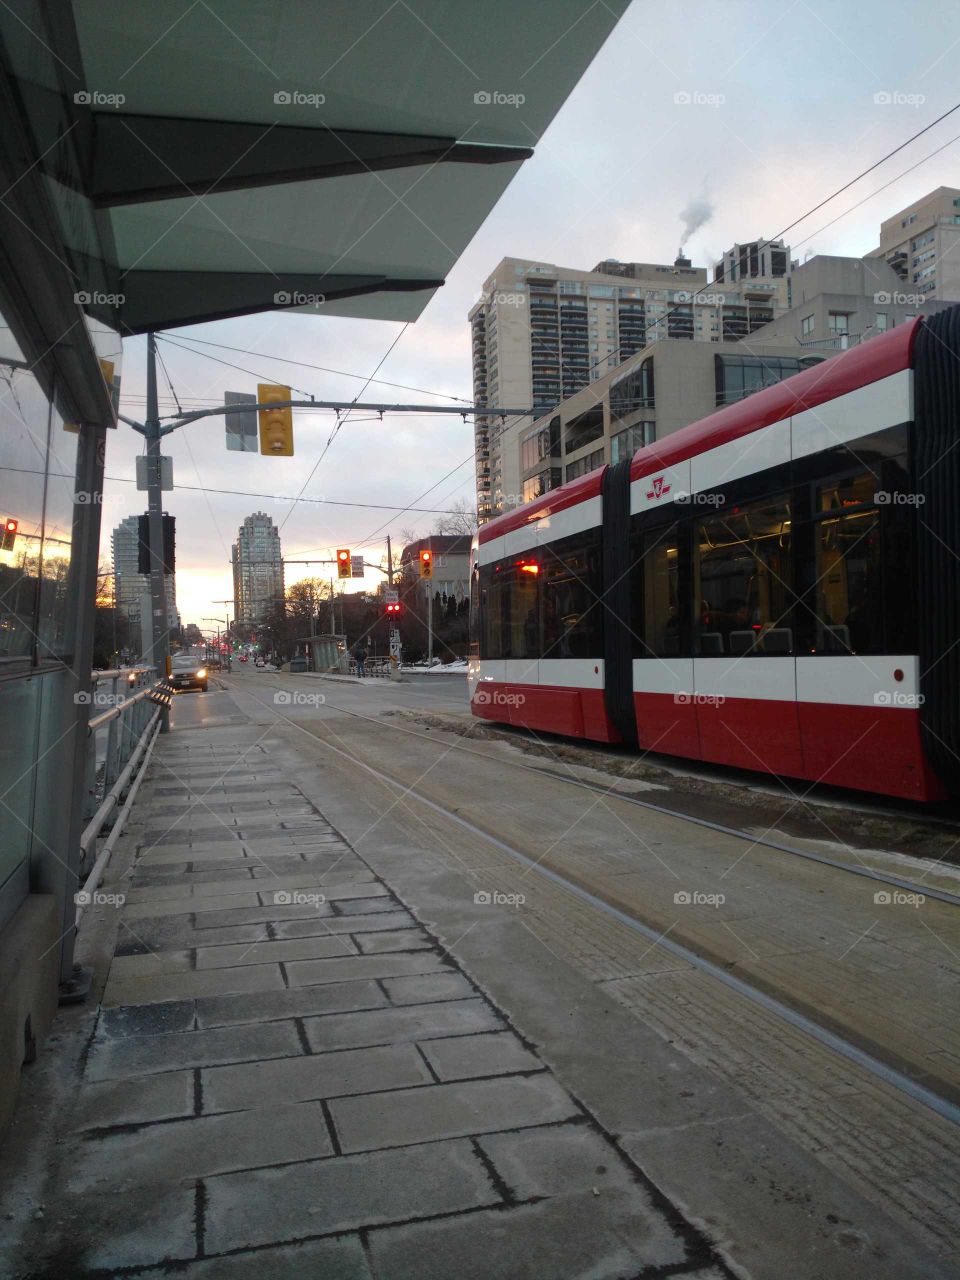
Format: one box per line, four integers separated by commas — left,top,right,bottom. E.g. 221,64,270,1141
812,477,884,655
694,498,794,655
541,530,603,659
469,559,480,659
795,433,916,656
479,564,505,659
634,525,681,657
503,561,540,661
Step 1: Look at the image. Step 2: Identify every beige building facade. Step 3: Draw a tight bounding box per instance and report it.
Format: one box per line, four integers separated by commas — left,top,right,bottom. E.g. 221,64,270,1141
867,186,960,303
509,338,822,506
470,253,791,520
748,252,952,352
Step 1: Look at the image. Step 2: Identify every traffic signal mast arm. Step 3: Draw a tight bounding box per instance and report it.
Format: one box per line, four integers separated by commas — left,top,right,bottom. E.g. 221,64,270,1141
135,399,537,436
284,558,392,574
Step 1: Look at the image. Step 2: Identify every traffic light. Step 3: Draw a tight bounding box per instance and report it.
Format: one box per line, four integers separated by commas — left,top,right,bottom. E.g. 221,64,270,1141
385,602,402,616
336,548,352,579
419,548,433,579
257,383,294,456
1,518,18,551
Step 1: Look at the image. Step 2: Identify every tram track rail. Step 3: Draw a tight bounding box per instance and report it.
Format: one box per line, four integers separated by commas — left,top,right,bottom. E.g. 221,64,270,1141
261,696,960,1129
276,685,960,909
219,676,960,1126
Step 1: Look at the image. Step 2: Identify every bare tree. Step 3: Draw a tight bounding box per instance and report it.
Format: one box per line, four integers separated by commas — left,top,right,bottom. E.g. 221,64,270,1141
96,556,114,608
432,498,477,538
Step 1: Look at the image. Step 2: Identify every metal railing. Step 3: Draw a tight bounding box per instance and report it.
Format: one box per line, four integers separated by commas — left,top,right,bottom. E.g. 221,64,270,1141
75,666,170,919
349,658,395,679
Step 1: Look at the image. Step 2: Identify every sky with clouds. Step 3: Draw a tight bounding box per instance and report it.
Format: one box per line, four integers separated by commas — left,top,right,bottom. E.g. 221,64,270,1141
102,0,960,627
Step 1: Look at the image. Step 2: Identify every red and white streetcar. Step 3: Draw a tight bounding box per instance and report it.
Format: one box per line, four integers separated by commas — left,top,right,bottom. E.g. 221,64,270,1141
469,308,960,802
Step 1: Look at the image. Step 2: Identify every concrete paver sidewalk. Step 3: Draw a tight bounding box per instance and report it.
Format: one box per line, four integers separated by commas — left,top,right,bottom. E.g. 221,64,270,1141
11,725,734,1279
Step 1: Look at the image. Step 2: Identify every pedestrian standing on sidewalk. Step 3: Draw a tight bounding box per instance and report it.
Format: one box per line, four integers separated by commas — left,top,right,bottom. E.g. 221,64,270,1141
354,643,367,678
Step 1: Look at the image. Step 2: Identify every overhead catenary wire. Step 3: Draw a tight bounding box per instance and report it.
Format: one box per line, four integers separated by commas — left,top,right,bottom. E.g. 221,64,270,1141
137,98,960,576
768,99,960,244
159,331,473,404
0,464,475,515
276,322,410,534
158,345,235,565
790,128,960,251
155,333,315,404
639,99,960,344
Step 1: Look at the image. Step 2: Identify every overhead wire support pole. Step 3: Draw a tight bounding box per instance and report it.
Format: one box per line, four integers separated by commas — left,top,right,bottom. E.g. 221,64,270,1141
145,333,170,733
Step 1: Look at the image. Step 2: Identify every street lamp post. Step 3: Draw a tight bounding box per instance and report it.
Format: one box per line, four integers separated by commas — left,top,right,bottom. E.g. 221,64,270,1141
203,617,226,670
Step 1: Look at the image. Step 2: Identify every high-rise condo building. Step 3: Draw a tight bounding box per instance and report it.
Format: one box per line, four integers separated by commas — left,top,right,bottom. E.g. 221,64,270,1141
232,512,284,623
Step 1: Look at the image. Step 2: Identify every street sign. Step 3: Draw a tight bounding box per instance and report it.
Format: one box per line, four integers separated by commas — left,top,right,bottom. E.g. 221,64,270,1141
351,555,364,578
136,455,173,491
225,391,258,451
385,587,398,603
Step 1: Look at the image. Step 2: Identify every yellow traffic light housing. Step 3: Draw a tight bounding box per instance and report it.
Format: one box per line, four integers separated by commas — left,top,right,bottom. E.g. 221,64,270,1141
257,384,294,456
336,548,352,579
419,548,433,579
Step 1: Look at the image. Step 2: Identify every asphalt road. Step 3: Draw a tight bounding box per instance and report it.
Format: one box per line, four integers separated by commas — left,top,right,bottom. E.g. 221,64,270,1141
170,668,469,732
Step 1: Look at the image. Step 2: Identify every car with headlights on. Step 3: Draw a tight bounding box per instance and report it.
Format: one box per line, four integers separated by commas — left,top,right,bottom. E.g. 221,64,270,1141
169,654,208,692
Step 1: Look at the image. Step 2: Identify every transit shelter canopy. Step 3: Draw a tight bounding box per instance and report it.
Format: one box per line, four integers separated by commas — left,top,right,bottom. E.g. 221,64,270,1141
4,0,627,332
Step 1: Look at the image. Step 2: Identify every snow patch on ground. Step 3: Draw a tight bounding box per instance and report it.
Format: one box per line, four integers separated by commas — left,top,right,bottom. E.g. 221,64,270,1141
399,661,468,675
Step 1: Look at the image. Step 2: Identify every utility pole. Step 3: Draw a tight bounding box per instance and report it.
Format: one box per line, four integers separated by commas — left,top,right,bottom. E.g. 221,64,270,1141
145,333,170,732
427,585,433,665
386,534,401,672
329,578,335,634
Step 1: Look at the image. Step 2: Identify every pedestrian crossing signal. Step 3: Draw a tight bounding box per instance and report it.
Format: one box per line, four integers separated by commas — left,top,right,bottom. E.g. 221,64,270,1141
419,549,433,579
337,549,352,579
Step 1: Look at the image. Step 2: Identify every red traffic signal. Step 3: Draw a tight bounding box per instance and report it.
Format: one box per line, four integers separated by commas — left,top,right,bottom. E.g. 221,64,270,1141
385,601,402,615
1,518,18,551
336,548,352,579
418,548,433,579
